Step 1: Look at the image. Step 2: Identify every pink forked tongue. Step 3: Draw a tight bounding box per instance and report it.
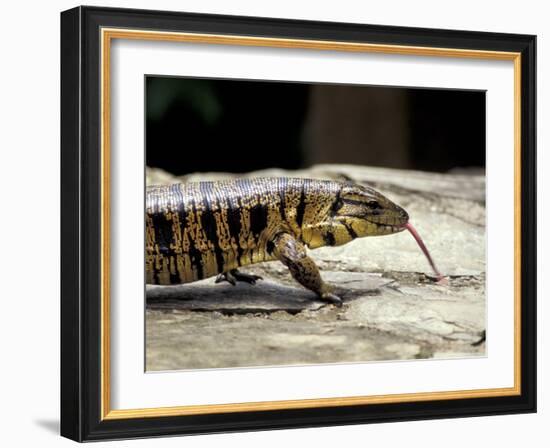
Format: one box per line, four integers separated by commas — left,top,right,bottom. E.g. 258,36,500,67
404,222,447,284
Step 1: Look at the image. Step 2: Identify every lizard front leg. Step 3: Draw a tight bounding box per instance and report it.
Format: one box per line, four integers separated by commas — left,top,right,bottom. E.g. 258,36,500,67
272,232,342,306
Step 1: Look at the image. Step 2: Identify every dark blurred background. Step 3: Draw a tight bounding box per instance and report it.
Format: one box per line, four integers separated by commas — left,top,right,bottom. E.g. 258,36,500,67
146,76,485,175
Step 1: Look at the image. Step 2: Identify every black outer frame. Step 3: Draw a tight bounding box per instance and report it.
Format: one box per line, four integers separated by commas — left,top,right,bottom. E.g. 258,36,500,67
60,5,536,442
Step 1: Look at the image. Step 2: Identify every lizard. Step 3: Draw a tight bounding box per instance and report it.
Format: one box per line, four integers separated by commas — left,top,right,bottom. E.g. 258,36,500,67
145,177,443,306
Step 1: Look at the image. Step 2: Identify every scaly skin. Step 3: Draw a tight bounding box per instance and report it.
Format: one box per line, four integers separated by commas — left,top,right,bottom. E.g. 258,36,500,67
146,178,409,305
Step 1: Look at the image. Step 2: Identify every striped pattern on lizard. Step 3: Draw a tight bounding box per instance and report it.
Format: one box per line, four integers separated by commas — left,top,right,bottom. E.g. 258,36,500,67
146,177,411,306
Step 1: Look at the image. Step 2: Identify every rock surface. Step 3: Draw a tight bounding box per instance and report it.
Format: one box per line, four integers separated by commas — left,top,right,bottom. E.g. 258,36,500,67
146,164,486,371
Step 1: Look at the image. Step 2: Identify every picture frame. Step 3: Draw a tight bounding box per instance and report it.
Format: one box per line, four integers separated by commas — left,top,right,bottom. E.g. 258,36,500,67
60,5,536,442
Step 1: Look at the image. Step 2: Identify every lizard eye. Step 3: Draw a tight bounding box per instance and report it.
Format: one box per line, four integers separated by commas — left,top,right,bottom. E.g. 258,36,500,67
367,200,382,210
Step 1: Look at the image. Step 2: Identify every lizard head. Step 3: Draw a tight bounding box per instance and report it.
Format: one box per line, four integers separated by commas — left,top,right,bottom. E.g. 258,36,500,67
327,183,409,244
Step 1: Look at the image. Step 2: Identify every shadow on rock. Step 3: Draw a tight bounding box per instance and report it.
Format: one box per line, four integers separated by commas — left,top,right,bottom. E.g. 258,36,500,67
146,272,390,313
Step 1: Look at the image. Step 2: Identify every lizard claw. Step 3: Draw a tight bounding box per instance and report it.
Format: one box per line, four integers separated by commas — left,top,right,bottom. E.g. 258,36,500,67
321,292,343,307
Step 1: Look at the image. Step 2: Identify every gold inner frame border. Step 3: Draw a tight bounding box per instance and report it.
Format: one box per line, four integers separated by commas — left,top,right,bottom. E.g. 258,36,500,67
99,27,522,421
